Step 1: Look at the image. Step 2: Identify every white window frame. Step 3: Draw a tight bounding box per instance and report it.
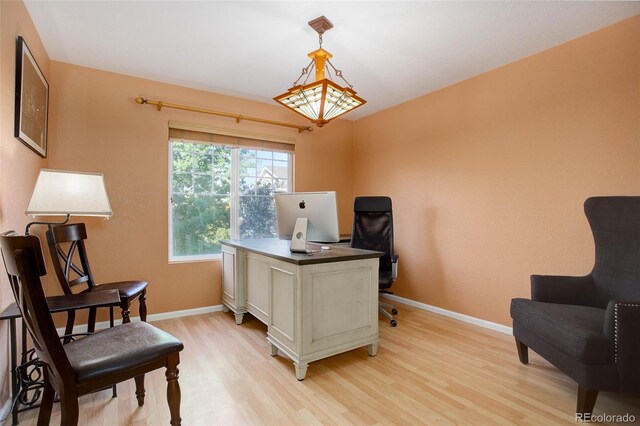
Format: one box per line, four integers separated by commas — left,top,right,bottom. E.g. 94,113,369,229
168,139,293,262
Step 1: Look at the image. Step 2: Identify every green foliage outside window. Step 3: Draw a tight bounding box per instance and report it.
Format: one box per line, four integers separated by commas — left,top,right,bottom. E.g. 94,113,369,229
170,141,290,258
239,182,277,239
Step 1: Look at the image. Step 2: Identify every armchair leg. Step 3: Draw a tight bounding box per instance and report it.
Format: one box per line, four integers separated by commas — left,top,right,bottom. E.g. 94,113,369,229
514,338,528,364
166,353,182,426
577,386,598,415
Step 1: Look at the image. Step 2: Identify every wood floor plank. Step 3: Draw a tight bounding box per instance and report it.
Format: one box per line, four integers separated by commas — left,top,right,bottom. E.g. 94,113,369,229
7,302,639,425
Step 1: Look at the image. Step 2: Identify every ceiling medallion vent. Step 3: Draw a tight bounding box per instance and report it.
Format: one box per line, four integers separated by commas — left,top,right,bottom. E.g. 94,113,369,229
274,16,366,128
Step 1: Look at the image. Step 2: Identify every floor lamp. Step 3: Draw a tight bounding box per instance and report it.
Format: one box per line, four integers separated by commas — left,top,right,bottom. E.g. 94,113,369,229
25,169,112,235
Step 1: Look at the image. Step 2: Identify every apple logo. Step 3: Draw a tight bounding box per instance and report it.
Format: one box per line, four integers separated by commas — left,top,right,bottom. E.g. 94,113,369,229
299,200,306,209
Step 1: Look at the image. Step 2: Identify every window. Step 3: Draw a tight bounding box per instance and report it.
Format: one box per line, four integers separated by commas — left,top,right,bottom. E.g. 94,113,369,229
170,139,292,261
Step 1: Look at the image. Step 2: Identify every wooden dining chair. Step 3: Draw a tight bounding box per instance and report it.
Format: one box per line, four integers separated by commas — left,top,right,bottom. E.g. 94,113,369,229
0,232,183,426
46,223,148,335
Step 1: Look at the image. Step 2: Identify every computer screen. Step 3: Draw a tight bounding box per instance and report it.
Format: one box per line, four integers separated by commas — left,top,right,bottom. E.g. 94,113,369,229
274,191,340,243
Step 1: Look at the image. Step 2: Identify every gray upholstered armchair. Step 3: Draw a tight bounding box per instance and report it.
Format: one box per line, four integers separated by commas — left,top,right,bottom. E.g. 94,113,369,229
510,196,640,415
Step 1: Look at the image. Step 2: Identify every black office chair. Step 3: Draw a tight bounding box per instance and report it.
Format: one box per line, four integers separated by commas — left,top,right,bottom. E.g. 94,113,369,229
351,196,399,326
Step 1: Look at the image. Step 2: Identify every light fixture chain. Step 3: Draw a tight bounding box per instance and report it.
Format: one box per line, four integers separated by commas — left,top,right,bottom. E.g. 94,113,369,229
302,67,313,85
325,63,333,81
326,59,353,89
292,59,315,87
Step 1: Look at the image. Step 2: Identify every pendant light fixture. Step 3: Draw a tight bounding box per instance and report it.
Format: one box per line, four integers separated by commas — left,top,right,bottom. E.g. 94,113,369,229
274,16,365,127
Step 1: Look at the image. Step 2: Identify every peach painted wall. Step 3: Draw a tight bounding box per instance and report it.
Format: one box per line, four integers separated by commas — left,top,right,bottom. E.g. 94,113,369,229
0,0,50,413
353,15,640,326
47,62,354,320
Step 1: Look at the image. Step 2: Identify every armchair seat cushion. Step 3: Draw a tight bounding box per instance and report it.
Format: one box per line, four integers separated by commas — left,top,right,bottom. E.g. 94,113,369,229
87,280,148,299
65,322,184,383
510,298,611,364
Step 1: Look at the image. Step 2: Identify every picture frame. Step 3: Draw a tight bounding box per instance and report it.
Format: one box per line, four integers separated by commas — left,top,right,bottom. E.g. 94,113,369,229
14,36,48,158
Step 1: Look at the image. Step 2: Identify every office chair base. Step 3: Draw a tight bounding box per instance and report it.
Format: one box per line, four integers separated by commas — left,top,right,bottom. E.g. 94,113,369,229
379,300,398,327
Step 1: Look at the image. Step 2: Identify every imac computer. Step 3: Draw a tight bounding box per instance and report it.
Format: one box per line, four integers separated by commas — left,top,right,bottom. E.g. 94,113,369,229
275,191,340,244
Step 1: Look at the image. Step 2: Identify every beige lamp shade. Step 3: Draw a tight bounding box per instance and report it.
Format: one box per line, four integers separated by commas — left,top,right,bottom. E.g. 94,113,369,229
26,169,112,217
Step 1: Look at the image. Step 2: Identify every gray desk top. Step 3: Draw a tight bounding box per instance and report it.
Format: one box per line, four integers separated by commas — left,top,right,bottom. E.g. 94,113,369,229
220,238,383,265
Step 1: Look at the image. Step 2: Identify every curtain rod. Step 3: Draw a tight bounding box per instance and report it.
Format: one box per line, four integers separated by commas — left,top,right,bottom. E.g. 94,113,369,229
134,97,313,133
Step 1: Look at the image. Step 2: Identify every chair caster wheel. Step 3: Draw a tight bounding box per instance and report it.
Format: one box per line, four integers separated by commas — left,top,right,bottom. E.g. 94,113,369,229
390,320,397,327
391,309,398,315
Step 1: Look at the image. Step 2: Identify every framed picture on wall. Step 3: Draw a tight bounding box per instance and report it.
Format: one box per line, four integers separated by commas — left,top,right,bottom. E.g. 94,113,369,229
14,36,48,158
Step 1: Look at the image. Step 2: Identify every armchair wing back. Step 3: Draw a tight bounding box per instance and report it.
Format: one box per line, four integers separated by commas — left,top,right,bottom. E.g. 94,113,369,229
586,196,640,305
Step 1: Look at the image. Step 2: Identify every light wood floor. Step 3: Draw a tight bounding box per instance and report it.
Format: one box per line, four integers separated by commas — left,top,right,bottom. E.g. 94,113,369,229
7,302,639,425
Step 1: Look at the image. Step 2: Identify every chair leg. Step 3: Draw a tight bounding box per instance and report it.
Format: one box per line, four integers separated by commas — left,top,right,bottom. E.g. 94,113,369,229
515,338,529,364
134,375,146,406
379,300,398,326
37,371,54,426
120,298,131,324
107,306,117,398
139,290,148,322
87,307,97,333
166,353,182,426
59,387,80,426
63,310,76,343
577,385,598,415
109,305,114,328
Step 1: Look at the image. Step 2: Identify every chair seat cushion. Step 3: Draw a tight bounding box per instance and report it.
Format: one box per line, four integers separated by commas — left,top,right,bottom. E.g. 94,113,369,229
91,280,148,299
510,298,611,364
65,322,183,383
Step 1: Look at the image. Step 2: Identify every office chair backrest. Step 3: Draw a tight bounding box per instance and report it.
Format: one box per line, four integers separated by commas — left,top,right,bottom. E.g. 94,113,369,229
0,232,75,382
351,196,394,272
584,196,640,306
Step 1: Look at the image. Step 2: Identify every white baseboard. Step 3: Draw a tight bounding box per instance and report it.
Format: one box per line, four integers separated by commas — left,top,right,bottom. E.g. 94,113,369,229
56,296,512,338
381,294,513,335
59,304,225,334
144,304,225,322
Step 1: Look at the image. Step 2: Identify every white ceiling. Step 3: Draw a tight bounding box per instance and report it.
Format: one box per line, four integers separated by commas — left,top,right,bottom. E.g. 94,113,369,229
24,1,640,120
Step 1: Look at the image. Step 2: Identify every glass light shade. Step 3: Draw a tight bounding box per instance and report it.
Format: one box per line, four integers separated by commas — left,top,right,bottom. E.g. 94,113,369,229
26,169,112,217
274,79,365,127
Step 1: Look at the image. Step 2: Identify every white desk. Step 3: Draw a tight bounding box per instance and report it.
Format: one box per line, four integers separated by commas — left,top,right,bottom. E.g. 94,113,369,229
220,238,382,380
